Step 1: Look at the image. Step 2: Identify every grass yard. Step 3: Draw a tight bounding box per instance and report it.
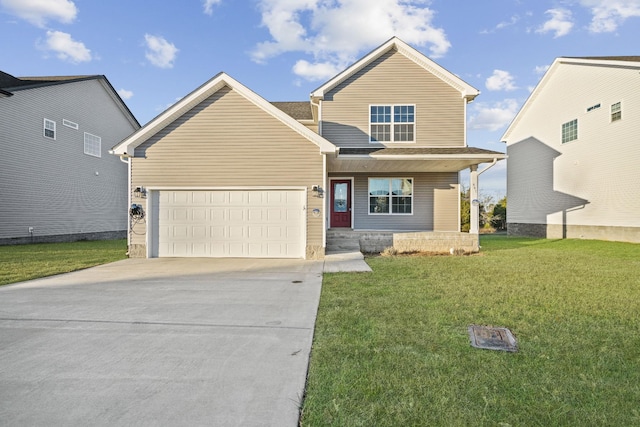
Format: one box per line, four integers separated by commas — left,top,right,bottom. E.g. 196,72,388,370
0,239,127,286
302,236,640,426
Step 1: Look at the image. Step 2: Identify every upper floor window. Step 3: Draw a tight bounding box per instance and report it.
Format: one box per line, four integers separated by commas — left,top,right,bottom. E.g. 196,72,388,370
44,119,56,139
370,105,415,143
561,119,577,144
63,119,79,129
84,132,101,157
611,102,622,122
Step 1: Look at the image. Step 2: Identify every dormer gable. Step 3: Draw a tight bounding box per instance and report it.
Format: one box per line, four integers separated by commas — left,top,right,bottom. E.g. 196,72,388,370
311,36,479,103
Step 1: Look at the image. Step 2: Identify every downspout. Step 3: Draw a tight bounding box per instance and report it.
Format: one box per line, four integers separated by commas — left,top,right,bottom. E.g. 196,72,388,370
311,96,328,252
118,155,132,254
469,158,498,235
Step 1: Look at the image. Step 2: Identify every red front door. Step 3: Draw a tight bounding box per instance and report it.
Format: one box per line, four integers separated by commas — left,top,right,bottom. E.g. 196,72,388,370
330,179,351,228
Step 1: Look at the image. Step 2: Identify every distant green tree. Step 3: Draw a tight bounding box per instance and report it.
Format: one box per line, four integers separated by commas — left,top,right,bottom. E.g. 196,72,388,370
491,197,507,230
460,185,470,232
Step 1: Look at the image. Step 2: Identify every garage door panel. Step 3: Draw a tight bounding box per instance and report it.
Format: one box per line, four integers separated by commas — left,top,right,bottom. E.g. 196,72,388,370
248,208,263,222
229,192,245,204
157,190,305,258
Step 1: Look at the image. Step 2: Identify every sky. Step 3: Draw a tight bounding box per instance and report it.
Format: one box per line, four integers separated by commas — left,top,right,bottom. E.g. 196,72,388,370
2,0,640,198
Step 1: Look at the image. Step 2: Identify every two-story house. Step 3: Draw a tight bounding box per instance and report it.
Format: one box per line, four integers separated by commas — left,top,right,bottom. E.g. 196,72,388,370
0,71,140,245
501,57,640,243
111,37,505,259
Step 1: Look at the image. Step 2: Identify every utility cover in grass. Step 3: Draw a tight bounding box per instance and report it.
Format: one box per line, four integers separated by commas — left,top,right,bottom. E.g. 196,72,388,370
468,325,518,352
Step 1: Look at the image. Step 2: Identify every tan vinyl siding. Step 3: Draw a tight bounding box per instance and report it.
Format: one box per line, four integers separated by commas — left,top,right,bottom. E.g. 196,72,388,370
321,50,465,148
130,86,324,249
0,79,136,240
344,172,459,231
506,62,640,229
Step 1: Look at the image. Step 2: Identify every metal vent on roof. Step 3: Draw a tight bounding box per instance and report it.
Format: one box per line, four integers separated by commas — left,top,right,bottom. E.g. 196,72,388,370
468,325,518,352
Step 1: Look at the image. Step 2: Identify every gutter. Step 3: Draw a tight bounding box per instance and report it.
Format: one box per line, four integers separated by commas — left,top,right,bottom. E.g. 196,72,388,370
477,158,498,175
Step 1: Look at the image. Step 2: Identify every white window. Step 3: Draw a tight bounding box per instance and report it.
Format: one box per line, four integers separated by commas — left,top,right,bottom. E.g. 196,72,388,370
368,178,413,215
611,102,621,122
63,119,79,129
44,119,56,139
84,132,101,157
370,105,415,143
561,119,577,144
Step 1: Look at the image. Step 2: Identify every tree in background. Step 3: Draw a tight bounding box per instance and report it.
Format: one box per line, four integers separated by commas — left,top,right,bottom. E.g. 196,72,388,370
460,186,506,233
460,185,471,232
491,196,507,231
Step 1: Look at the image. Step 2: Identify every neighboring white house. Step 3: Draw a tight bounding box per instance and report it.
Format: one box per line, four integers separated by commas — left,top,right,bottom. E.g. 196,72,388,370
501,57,640,243
0,71,140,244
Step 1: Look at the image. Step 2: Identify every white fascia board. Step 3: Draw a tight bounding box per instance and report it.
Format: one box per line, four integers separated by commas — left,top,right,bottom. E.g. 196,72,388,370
310,36,480,101
112,72,336,155
343,154,506,160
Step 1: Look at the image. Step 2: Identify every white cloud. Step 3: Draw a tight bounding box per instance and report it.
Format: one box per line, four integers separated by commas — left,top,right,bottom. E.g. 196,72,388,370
203,0,221,15
251,0,451,81
496,15,520,30
536,8,574,38
485,70,517,91
118,88,133,100
293,59,343,81
468,99,520,132
534,65,550,75
481,14,520,33
0,0,77,27
144,34,178,69
579,0,640,32
42,30,91,63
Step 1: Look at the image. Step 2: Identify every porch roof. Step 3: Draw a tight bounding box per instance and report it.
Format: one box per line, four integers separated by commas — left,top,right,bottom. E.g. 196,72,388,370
328,147,506,173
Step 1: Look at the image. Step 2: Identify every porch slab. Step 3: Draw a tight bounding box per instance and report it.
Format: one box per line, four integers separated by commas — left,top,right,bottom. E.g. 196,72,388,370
323,251,372,273
349,230,479,254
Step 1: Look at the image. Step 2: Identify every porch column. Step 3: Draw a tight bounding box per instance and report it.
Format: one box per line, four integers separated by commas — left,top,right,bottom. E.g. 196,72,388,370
469,165,479,234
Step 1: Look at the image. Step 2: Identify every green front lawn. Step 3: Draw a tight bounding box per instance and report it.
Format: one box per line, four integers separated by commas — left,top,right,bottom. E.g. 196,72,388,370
0,239,127,286
302,236,640,426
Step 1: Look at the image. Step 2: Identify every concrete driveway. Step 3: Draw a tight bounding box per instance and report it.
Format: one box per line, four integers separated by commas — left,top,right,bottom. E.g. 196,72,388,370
0,258,324,426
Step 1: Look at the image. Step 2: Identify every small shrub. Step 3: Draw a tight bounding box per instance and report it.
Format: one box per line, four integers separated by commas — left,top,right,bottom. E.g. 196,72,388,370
381,246,398,256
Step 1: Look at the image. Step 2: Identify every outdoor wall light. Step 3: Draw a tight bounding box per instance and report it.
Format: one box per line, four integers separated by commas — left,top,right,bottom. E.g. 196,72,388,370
312,185,324,198
134,186,147,198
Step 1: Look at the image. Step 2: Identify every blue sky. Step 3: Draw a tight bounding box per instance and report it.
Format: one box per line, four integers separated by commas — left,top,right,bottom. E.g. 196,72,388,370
2,0,640,197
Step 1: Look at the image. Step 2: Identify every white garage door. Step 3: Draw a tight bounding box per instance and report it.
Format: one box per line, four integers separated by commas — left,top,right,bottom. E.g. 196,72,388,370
155,190,305,258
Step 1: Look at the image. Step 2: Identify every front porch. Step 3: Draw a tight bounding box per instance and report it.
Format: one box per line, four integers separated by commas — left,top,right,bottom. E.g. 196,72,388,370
327,228,479,255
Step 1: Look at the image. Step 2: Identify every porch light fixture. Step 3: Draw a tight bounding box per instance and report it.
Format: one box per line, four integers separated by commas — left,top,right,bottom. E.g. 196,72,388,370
312,185,324,198
134,186,147,198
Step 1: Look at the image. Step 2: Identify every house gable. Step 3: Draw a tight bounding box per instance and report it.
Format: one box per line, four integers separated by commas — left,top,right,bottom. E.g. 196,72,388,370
112,73,335,157
132,86,325,186
319,48,468,148
311,37,479,101
501,57,640,145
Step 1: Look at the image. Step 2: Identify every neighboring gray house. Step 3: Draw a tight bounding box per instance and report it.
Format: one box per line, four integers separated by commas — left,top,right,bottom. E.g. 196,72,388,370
111,37,505,259
502,57,640,243
0,71,140,244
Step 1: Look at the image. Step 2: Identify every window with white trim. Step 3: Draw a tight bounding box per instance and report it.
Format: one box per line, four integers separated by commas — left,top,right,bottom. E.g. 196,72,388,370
63,119,79,129
561,119,577,144
370,105,415,142
369,178,413,214
611,102,621,122
44,119,56,139
84,132,101,157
